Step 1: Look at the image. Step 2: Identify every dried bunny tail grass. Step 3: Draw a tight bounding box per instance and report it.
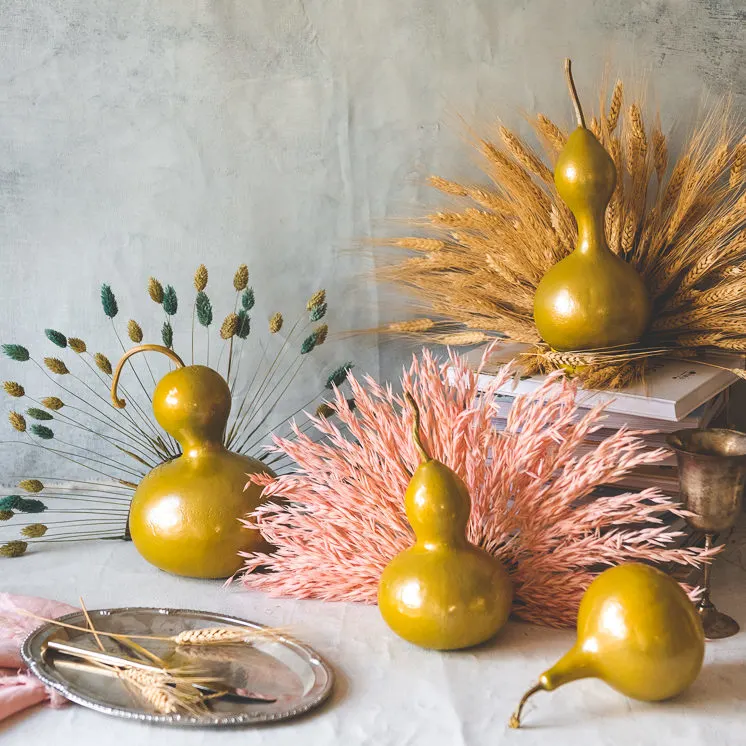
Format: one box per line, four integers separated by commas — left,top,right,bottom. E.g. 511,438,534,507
19,479,44,492
68,338,87,354
9,411,26,432
387,319,435,333
313,324,328,346
44,357,69,375
21,523,47,538
306,289,326,310
148,277,164,304
219,313,239,339
94,353,113,375
269,313,283,334
0,541,27,558
3,381,25,397
606,80,623,131
41,397,64,410
127,320,143,344
499,126,554,184
233,264,249,291
172,626,282,645
194,264,208,292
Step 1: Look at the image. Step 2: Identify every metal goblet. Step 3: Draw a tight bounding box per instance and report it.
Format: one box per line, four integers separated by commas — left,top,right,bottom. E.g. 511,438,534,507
667,428,746,640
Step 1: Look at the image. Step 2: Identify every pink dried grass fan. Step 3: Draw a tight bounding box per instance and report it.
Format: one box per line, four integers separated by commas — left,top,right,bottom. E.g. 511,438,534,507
238,344,711,627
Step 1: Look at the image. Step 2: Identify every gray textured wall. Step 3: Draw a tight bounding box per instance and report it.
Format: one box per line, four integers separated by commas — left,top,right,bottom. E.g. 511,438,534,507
1,1,745,476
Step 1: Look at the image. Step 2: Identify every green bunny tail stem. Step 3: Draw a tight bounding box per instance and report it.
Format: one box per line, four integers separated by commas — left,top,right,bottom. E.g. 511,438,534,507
162,285,178,315
44,329,67,348
101,284,119,318
2,344,30,362
326,362,354,389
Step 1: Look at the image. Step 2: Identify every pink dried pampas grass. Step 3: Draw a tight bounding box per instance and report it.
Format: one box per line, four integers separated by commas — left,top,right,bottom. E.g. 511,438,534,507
238,344,711,628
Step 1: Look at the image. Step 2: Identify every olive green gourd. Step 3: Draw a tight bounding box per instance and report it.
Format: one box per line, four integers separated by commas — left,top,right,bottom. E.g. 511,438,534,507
510,563,704,728
377,393,512,650
533,60,651,351
110,344,273,579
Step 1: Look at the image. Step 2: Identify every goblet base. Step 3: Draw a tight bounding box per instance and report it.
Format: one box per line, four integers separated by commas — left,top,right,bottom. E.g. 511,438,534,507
700,607,740,640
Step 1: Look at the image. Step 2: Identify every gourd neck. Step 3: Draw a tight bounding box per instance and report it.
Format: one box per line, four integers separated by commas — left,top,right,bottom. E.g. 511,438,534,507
541,645,595,690
415,533,470,552
574,212,609,257
178,435,226,459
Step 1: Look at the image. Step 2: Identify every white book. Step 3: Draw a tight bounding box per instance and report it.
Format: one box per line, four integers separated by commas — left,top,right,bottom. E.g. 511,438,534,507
465,342,742,422
490,394,723,434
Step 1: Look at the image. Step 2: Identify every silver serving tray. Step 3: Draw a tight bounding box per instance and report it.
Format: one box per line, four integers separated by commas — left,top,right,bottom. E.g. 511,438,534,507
21,606,333,726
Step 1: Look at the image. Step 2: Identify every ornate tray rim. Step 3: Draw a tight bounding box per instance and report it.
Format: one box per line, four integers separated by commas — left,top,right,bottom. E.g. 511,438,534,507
21,606,334,727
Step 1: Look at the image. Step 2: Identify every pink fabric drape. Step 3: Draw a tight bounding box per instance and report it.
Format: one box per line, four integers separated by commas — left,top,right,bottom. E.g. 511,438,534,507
0,593,77,720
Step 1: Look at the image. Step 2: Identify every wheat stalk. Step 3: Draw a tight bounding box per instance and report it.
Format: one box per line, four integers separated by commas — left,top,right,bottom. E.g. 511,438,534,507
387,319,435,333
606,80,623,131
171,626,280,645
500,126,554,184
534,114,567,153
435,331,491,346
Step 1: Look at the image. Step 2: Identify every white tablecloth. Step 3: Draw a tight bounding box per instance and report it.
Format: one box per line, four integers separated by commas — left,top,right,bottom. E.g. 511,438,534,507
2,523,745,746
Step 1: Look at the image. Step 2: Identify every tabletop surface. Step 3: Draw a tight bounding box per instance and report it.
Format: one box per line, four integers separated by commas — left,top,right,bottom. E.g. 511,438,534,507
2,522,745,746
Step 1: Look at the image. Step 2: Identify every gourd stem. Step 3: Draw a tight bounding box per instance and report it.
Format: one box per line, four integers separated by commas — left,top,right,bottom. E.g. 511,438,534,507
111,344,185,409
564,58,586,129
509,682,545,729
404,392,431,463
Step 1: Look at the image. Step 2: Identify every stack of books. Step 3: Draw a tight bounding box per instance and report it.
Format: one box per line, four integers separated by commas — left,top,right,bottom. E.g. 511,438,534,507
464,343,742,496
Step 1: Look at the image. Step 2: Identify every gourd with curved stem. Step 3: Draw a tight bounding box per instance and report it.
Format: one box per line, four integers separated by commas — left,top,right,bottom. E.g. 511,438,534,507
509,563,704,728
377,392,512,650
533,59,651,351
111,344,274,578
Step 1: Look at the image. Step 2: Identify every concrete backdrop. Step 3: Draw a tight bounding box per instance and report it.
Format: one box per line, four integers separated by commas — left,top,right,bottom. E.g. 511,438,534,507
1,0,745,477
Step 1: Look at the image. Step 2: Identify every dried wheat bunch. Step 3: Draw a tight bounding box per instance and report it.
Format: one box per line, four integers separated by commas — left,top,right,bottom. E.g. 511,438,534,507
377,80,746,387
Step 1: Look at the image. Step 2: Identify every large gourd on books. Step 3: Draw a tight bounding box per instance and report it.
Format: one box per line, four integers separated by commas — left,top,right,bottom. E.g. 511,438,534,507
533,60,651,351
110,344,273,579
378,393,512,650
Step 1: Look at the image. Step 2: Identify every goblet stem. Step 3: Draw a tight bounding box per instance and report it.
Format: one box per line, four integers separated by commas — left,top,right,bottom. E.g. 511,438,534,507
696,532,740,639
698,533,715,613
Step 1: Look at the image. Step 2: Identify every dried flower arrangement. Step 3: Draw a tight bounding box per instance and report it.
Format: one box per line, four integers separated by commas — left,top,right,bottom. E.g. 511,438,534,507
375,78,746,389
237,344,712,628
0,266,352,557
